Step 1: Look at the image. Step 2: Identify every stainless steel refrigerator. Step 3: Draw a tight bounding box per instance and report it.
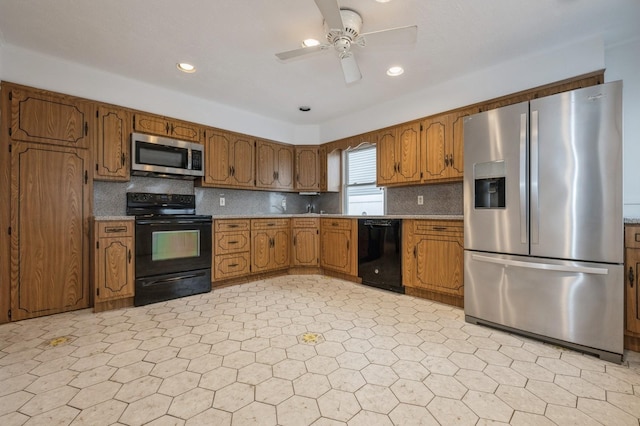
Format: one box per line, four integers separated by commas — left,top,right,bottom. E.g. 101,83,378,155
463,81,624,363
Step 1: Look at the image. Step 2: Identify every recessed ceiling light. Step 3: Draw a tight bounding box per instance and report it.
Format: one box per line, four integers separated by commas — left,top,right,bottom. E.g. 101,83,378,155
386,66,404,77
302,39,320,47
299,106,311,112
177,63,196,73
376,0,392,3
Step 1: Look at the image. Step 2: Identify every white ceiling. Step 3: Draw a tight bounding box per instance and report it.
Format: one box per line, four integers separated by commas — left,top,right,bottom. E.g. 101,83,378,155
0,0,638,126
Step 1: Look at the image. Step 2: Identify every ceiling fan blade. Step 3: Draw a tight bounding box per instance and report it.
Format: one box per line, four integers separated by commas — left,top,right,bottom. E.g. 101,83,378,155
275,44,326,61
314,0,344,31
340,53,361,84
359,25,418,46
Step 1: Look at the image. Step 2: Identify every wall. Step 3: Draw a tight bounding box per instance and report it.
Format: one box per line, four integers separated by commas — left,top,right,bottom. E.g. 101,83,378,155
387,183,462,216
604,38,640,217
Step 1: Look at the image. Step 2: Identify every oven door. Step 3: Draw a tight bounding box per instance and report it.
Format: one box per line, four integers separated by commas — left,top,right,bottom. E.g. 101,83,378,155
135,216,212,278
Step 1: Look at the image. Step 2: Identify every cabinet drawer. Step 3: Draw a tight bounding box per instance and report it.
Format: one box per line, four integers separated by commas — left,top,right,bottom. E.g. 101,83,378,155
215,219,250,232
251,218,290,230
214,230,250,255
292,217,319,228
96,220,133,238
321,218,352,230
214,252,251,280
413,220,463,236
625,225,640,249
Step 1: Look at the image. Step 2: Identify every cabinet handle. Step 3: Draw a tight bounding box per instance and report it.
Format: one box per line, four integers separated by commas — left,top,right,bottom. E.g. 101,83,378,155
128,249,132,263
231,166,235,176
121,153,125,166
267,223,275,227
433,226,447,231
449,154,454,167
227,224,239,228
332,222,339,227
105,226,127,233
273,171,277,180
229,166,232,176
413,246,416,258
165,122,170,134
228,263,239,268
630,266,635,288
228,241,238,244
444,155,449,167
293,236,297,246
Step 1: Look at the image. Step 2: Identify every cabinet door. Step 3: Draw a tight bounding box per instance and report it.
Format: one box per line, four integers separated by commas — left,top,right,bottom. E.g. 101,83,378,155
272,228,291,269
202,129,232,186
251,230,273,273
95,105,130,181
292,227,319,266
397,123,421,183
413,234,464,296
230,136,255,187
447,111,468,179
11,142,91,320
169,119,201,142
9,86,91,149
320,228,352,274
255,141,277,188
626,247,640,335
296,147,319,190
275,145,294,190
376,129,397,185
134,113,169,136
96,236,134,302
422,115,448,181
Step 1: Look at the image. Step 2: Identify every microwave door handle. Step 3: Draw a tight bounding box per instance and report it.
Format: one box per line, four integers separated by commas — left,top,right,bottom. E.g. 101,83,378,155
187,148,192,171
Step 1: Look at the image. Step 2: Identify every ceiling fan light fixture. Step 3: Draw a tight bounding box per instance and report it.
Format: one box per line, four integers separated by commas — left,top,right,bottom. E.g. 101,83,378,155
302,39,320,47
177,63,196,73
386,66,404,76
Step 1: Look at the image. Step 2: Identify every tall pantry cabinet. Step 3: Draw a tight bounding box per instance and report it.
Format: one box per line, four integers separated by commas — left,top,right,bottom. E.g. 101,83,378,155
0,83,93,322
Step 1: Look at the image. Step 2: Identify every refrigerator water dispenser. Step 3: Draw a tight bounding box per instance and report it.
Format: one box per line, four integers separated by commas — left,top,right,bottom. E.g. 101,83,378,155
474,161,506,209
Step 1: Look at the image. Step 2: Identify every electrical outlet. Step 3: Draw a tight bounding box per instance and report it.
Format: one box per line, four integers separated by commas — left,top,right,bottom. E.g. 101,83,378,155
417,195,424,205
219,197,225,206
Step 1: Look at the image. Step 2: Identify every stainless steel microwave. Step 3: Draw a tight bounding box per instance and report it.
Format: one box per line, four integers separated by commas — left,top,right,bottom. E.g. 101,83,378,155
131,132,204,179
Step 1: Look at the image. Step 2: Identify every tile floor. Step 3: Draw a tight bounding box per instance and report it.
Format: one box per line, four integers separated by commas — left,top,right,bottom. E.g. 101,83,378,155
1,275,639,426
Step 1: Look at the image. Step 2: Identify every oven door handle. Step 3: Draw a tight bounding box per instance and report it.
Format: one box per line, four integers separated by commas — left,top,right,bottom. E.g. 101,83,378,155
136,219,212,225
141,272,207,287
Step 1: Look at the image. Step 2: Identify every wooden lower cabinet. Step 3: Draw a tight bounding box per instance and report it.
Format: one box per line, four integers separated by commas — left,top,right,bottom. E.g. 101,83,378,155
251,219,291,273
213,219,251,281
320,218,357,276
10,142,92,321
292,218,319,267
94,219,134,308
403,219,464,306
625,224,640,350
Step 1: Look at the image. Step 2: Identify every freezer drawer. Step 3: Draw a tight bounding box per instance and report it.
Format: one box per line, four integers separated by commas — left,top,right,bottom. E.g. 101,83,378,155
464,251,623,362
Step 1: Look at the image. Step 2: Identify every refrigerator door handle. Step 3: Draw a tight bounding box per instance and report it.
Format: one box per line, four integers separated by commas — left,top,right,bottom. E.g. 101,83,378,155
471,254,609,275
530,109,539,245
519,112,528,245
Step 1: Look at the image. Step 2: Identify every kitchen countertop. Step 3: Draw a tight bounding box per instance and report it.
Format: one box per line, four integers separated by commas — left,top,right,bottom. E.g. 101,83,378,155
94,214,464,221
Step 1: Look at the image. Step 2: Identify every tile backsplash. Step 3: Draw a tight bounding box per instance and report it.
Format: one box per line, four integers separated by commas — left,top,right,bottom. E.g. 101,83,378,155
93,177,461,217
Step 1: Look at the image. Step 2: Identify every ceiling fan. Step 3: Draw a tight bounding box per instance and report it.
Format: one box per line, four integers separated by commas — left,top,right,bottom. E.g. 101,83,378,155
275,0,418,84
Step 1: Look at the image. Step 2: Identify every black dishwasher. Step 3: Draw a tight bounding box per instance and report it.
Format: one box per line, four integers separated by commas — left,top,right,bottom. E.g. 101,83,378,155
358,219,403,293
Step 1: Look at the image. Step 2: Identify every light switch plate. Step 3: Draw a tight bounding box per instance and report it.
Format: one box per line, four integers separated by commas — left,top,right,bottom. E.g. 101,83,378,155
220,197,225,206
417,195,424,205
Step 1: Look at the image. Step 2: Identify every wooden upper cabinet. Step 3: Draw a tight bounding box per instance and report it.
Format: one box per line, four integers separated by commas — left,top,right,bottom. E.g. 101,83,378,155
295,146,320,191
422,108,474,183
201,128,255,189
376,122,421,186
7,84,92,149
256,140,294,190
95,105,131,181
133,112,202,143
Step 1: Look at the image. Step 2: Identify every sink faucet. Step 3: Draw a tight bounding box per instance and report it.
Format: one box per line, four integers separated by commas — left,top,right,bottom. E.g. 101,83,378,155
306,204,314,213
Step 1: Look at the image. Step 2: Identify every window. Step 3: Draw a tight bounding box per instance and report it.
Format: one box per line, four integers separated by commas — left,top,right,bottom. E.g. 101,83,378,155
344,145,384,215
